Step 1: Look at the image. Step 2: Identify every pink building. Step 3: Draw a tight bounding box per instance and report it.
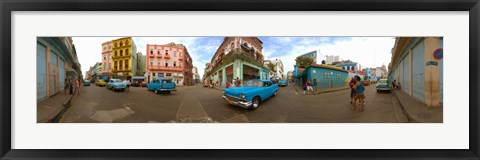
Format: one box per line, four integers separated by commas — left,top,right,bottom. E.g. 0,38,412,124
145,42,193,86
101,41,113,81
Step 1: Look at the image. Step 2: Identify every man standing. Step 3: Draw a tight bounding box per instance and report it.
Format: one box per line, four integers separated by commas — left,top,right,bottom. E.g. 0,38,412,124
349,77,356,104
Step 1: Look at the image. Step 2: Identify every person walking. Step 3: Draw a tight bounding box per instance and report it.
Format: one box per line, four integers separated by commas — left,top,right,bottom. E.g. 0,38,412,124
307,80,314,95
349,77,356,104
64,79,69,95
75,80,80,95
353,76,366,111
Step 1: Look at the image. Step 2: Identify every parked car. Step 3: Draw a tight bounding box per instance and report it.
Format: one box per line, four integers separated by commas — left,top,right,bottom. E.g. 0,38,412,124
106,79,127,91
223,79,279,110
95,80,107,87
140,81,147,87
123,80,131,87
376,79,390,92
147,78,176,94
363,80,370,86
278,79,288,87
83,80,91,86
131,81,140,87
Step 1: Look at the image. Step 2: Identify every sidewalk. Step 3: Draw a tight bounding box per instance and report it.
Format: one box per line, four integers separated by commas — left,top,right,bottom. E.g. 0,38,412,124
37,92,76,123
392,89,443,123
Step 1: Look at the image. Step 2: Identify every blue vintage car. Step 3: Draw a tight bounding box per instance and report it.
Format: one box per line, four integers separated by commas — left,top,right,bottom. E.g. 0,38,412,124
278,79,288,87
223,79,279,110
147,78,176,94
106,78,127,91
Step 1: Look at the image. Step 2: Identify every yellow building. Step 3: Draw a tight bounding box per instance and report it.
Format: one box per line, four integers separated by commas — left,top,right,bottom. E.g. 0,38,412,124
111,37,137,80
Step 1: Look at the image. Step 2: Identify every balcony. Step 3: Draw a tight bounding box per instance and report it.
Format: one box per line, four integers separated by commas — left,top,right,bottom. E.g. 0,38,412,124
179,57,183,60
164,54,170,59
156,54,162,58
149,66,182,72
148,54,154,58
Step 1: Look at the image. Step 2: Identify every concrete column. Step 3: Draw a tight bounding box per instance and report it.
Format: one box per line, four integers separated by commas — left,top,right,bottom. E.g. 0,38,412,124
424,37,440,107
222,67,226,86
240,62,244,80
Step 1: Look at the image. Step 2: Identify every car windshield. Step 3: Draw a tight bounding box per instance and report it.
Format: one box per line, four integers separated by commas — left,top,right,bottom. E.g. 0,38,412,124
379,79,387,83
112,79,121,82
244,79,264,87
162,79,172,83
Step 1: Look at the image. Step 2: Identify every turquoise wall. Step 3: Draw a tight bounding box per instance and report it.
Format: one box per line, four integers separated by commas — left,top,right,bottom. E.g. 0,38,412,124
307,67,348,89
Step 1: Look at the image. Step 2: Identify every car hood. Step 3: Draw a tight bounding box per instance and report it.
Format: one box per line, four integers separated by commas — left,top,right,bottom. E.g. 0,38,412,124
225,86,264,96
110,82,126,86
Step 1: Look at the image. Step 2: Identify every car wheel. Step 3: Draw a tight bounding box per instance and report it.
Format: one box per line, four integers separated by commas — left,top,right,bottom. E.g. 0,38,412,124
377,90,379,92
154,89,158,94
251,96,261,110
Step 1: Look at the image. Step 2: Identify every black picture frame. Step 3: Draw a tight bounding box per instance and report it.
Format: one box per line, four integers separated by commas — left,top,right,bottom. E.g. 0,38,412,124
1,0,479,159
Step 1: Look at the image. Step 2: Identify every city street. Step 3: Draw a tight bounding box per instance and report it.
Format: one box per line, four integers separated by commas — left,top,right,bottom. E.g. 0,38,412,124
60,84,407,123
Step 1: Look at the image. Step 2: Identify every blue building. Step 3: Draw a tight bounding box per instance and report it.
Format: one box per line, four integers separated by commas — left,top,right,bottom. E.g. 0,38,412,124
37,37,83,101
388,37,443,107
295,64,349,89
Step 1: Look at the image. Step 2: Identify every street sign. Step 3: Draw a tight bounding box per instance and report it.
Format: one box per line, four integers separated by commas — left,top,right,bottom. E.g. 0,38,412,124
433,48,443,60
426,61,438,66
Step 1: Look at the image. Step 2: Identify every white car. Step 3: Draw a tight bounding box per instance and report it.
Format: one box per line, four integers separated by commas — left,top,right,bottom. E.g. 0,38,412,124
123,80,131,87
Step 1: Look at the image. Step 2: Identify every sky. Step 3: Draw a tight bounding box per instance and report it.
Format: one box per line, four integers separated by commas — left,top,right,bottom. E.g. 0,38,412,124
73,37,395,79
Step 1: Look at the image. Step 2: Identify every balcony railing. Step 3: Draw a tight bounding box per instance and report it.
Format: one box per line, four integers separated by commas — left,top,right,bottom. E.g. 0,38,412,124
149,66,182,71
148,54,154,58
164,55,170,59
156,54,162,58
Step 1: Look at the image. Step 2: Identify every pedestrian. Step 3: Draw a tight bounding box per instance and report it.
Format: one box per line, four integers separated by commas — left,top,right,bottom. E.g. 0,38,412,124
232,78,236,87
392,79,397,89
64,79,69,95
307,80,314,95
397,82,401,90
313,79,318,92
353,76,365,111
69,78,73,95
75,80,80,95
349,77,356,104
226,80,229,88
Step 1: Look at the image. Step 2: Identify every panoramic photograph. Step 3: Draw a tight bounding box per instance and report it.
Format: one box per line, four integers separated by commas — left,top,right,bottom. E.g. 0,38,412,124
36,36,443,123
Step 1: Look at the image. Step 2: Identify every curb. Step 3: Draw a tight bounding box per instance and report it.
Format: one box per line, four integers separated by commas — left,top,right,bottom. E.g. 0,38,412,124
390,89,418,123
48,92,77,123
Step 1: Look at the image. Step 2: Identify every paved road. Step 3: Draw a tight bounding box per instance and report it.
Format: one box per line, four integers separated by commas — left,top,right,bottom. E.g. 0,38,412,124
60,83,407,123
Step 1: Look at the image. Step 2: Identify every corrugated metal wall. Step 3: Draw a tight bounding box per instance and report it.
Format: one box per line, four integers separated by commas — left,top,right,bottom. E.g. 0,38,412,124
412,41,425,102
403,54,410,94
49,51,58,96
37,43,47,100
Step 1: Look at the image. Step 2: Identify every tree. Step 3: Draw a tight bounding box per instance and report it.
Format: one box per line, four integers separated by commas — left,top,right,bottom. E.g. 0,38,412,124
267,62,276,72
295,56,314,68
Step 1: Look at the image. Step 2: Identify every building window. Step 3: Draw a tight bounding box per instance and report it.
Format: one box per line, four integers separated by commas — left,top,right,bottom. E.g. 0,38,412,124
126,49,129,55
150,60,153,66
166,73,172,77
157,50,160,55
166,61,169,67
174,51,176,57
125,60,129,69
179,62,182,67
115,42,118,47
165,50,168,55
120,41,123,46
324,72,331,79
120,50,123,56
119,61,123,70
174,61,176,67
115,51,118,57
157,60,161,66
150,49,153,54
104,56,106,60
179,52,182,57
